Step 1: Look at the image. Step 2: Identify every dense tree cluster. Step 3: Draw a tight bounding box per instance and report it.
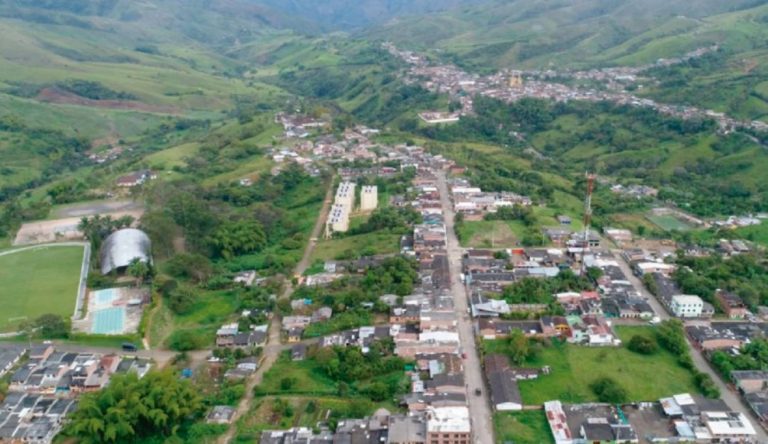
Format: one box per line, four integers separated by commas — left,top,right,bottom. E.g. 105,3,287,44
712,339,768,379
311,341,406,401
351,206,422,235
65,370,202,443
501,270,593,305
673,253,768,310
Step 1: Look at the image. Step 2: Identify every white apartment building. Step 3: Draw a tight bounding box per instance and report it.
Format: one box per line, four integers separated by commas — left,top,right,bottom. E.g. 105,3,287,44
670,295,704,318
360,185,378,211
335,181,356,209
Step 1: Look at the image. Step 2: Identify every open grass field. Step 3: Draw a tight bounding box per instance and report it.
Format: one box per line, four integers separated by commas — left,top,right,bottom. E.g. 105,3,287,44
310,232,401,262
487,326,699,405
734,222,768,247
457,220,520,248
0,245,85,331
255,352,338,396
494,411,554,444
647,214,693,232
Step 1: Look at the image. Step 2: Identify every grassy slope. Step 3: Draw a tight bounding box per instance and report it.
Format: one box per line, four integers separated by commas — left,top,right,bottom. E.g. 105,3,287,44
0,245,84,331
367,0,765,69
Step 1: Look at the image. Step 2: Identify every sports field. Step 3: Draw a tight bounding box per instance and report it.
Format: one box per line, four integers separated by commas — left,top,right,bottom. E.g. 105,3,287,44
0,245,85,331
647,214,693,232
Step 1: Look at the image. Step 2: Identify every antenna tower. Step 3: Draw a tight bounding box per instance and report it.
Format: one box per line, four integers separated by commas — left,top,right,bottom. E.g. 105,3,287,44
580,173,597,276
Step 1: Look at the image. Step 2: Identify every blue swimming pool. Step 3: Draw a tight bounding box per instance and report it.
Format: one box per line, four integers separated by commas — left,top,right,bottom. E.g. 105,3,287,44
92,288,118,306
91,307,126,335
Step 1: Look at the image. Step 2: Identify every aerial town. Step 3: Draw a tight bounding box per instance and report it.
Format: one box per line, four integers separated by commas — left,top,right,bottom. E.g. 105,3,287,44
3,2,768,444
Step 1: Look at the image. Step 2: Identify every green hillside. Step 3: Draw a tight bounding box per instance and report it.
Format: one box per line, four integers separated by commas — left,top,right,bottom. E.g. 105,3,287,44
366,0,766,70
0,0,300,197
366,1,768,120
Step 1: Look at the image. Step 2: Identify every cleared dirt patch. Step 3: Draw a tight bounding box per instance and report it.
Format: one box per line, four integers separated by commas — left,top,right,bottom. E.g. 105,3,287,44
37,87,181,115
14,210,143,245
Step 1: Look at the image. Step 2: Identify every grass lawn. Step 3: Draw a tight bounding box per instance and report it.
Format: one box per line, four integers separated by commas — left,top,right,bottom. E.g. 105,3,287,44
734,221,768,247
311,231,400,262
255,352,338,396
647,214,693,232
457,220,520,248
494,411,554,444
0,245,84,331
489,326,699,405
235,396,383,442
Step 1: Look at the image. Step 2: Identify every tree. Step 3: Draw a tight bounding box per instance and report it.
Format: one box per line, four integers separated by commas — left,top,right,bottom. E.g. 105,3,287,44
127,259,153,287
66,370,201,443
166,287,198,315
165,253,213,283
209,219,267,259
506,330,530,365
590,377,628,403
34,314,70,339
627,335,657,355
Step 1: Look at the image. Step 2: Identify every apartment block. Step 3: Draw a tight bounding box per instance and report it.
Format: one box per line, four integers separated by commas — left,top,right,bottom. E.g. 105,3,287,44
361,185,378,211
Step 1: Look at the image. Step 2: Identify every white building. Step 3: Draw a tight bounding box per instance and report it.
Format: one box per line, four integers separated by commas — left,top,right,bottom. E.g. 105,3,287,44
426,406,471,442
670,295,704,318
326,204,351,236
360,185,378,211
335,181,356,209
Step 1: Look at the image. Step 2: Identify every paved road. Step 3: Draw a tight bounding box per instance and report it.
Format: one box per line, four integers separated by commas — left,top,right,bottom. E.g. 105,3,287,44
47,343,198,369
437,172,495,444
611,249,670,321
218,180,335,444
613,250,768,440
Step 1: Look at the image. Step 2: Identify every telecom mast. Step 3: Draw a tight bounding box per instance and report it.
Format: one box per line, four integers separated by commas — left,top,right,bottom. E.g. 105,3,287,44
580,173,597,277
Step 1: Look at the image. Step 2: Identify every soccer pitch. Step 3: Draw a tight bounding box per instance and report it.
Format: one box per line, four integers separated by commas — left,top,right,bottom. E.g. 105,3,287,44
647,214,693,232
0,244,86,331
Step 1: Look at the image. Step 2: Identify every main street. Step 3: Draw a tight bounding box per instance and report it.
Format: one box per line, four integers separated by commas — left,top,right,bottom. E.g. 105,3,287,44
613,249,768,441
436,171,495,444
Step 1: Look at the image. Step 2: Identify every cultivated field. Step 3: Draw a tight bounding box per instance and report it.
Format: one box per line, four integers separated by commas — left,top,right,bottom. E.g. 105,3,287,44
0,245,85,331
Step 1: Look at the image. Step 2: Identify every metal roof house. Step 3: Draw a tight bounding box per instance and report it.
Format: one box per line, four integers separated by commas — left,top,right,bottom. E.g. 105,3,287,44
99,228,152,275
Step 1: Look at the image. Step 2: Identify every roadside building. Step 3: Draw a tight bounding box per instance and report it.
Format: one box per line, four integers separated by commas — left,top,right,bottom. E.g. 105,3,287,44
670,295,704,318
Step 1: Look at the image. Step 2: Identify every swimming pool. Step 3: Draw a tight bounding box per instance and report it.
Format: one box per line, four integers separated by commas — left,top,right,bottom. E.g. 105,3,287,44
92,288,119,306
91,307,126,335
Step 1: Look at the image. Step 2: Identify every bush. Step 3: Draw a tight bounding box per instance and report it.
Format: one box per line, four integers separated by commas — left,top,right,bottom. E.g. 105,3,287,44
590,377,628,403
694,371,720,398
627,335,658,355
168,329,207,351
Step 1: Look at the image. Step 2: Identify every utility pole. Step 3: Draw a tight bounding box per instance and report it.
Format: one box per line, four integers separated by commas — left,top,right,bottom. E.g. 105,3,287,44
580,173,597,277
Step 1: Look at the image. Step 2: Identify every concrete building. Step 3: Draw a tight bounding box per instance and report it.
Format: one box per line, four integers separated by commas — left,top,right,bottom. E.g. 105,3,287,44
670,295,704,318
335,181,356,209
326,182,356,237
425,406,471,444
361,185,378,211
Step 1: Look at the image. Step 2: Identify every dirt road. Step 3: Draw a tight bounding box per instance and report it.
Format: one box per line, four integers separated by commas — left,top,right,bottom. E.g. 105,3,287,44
217,180,334,444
